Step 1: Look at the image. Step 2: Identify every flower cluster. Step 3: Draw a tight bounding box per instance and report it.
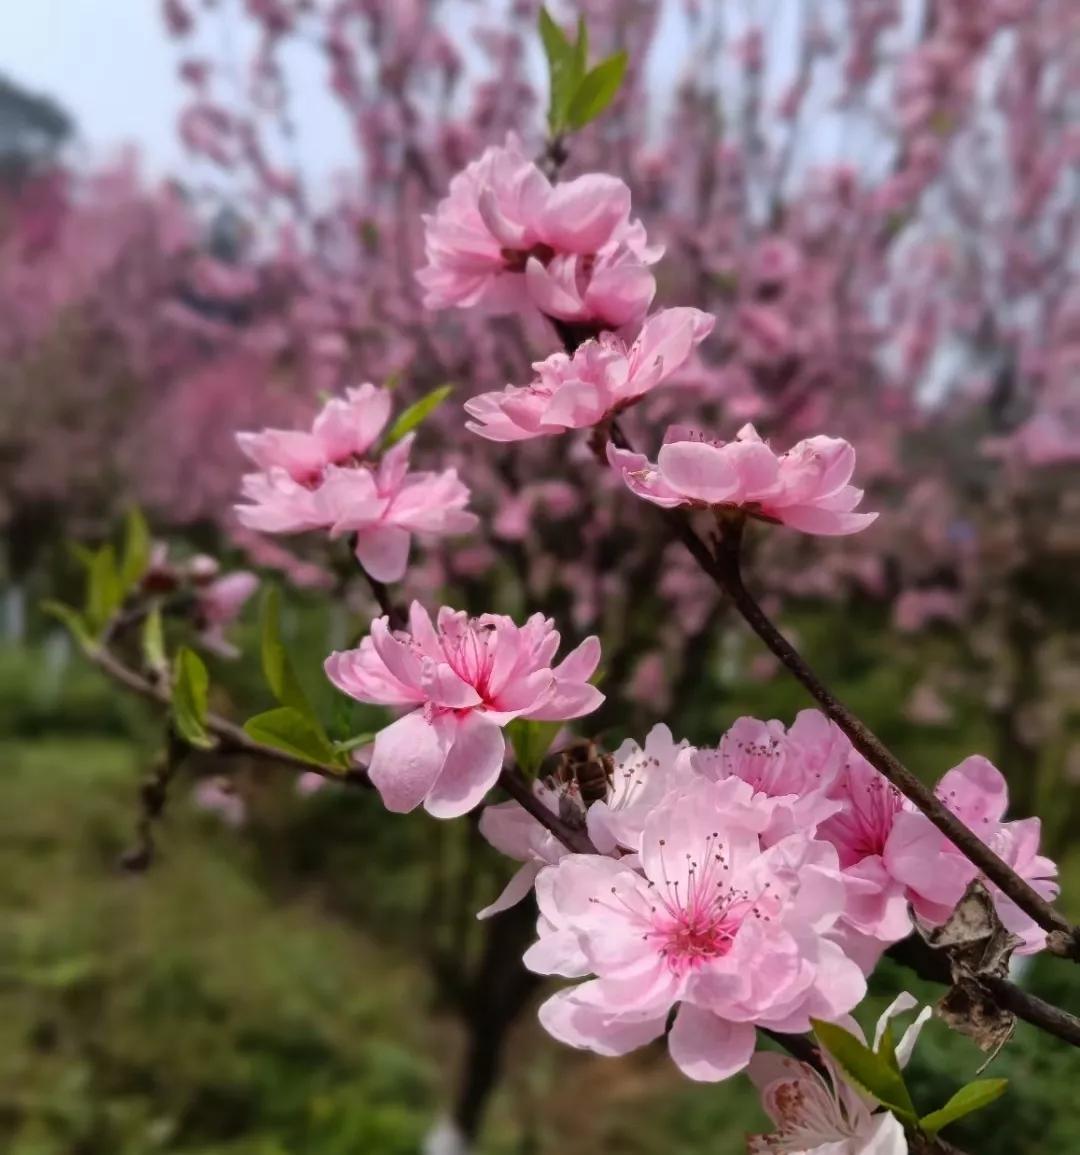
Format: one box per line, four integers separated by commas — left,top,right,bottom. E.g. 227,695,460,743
325,602,602,817
234,383,477,581
418,135,661,330
466,714,1057,1081
608,425,878,536
464,307,715,441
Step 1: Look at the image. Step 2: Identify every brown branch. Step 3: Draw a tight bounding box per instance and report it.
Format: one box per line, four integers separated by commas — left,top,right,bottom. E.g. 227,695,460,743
980,976,1080,1048
362,569,407,631
497,764,596,854
887,937,1080,1049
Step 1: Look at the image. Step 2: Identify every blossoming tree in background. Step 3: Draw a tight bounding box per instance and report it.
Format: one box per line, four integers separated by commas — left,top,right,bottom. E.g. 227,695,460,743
21,0,1080,1152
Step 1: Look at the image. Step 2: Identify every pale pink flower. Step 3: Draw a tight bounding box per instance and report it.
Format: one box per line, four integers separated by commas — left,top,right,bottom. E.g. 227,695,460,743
235,385,477,581
477,779,573,919
193,777,246,827
464,308,715,441
689,711,847,844
316,437,477,581
818,754,914,947
529,785,865,1081
418,136,661,327
884,756,1059,954
747,993,929,1154
586,723,690,855
608,424,877,536
522,222,662,329
325,603,603,818
194,570,259,658
236,382,391,483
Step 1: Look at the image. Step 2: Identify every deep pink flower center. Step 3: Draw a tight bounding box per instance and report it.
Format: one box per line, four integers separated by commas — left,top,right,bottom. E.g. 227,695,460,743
645,834,761,974
826,773,903,865
441,623,500,700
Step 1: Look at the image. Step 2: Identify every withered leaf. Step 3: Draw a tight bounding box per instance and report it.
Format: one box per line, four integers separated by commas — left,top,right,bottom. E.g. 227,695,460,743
915,880,1022,1056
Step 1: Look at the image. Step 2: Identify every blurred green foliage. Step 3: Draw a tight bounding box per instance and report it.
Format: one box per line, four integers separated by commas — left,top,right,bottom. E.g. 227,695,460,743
1,606,1078,1153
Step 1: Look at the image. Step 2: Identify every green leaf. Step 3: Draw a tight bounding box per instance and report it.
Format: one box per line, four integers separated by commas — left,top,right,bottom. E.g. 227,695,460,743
120,506,151,590
141,605,167,676
507,718,562,775
538,5,587,132
920,1079,1008,1135
85,545,123,634
171,646,215,750
811,1019,918,1124
41,600,92,651
383,384,453,447
68,541,97,569
245,707,341,768
333,731,377,756
566,51,628,130
260,587,313,715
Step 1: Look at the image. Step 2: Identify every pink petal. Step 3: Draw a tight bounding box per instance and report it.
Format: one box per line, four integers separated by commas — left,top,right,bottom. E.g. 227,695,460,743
354,524,412,582
539,174,631,252
477,862,542,920
551,635,602,683
424,712,506,819
656,441,742,503
537,985,667,1056
368,710,450,813
667,1004,756,1082
631,307,715,381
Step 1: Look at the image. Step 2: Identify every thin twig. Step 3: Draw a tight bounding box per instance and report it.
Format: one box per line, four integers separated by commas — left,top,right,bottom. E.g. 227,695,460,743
497,765,595,854
89,642,368,787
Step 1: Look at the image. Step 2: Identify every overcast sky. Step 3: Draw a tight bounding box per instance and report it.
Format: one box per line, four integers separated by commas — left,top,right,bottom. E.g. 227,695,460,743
0,1,703,184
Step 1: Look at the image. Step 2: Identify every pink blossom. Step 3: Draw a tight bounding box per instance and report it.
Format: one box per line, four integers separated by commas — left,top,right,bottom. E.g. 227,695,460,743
464,308,715,441
194,570,259,658
192,777,246,827
528,785,865,1081
689,711,847,844
585,723,690,855
235,385,477,581
607,424,877,536
418,136,661,327
748,993,928,1154
884,756,1059,953
818,754,914,947
236,383,391,483
325,603,603,818
477,779,572,919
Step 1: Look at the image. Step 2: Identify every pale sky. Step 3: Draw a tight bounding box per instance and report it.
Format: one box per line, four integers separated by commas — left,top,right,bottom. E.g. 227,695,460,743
0,0,696,184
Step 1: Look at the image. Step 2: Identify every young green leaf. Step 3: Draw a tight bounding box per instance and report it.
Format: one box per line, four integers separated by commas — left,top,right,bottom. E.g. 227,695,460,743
566,51,628,130
141,605,167,677
120,506,151,590
811,1019,918,1125
538,5,587,132
507,718,562,775
41,600,93,651
919,1079,1008,1135
383,384,453,447
244,707,341,768
260,587,312,712
85,545,123,634
171,646,215,749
